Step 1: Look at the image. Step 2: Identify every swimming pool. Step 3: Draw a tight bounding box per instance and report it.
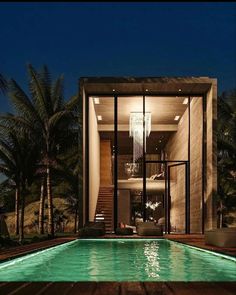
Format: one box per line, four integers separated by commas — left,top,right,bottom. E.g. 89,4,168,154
0,239,235,281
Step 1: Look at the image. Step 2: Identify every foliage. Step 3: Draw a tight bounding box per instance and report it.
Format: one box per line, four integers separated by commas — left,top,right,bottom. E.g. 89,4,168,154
216,89,236,227
0,64,80,240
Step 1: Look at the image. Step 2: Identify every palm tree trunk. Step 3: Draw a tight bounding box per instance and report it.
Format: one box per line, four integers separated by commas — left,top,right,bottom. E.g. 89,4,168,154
74,208,78,234
219,201,223,228
39,177,45,234
47,165,54,237
15,187,20,235
19,187,25,243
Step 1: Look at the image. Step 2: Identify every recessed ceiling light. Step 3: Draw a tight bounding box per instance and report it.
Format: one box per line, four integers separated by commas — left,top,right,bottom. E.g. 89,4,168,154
97,115,102,121
183,98,188,105
112,89,115,92
145,89,149,92
93,97,100,104
178,88,182,92
174,115,180,121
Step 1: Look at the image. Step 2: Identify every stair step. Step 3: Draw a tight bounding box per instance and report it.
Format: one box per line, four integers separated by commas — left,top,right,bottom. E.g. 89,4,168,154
95,186,114,232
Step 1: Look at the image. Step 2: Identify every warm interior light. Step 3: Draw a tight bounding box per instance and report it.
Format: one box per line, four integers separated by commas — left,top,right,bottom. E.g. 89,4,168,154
97,115,102,121
93,97,100,104
174,115,180,121
183,98,188,104
178,88,182,92
129,112,151,163
145,89,148,92
112,89,115,92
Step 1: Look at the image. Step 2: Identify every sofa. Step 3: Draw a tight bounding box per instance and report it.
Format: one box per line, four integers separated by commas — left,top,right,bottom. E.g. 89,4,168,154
136,221,163,236
205,227,236,247
78,222,106,237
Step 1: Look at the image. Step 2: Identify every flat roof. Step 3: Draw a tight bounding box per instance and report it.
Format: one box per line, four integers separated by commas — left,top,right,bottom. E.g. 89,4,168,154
79,77,217,95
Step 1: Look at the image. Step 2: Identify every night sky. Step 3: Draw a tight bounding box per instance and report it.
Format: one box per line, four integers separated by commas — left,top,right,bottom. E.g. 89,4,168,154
0,2,236,113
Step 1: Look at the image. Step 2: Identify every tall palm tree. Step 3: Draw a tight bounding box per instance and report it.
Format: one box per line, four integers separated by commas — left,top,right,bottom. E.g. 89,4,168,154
0,64,76,238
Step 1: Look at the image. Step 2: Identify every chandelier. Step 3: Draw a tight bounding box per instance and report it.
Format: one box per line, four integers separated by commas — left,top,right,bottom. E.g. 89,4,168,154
129,112,151,163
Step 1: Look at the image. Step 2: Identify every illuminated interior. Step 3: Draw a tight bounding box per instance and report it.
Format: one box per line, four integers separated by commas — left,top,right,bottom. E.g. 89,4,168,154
82,77,217,234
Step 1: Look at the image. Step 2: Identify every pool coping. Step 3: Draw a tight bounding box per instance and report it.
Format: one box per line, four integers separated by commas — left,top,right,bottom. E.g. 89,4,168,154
164,235,236,259
0,237,77,264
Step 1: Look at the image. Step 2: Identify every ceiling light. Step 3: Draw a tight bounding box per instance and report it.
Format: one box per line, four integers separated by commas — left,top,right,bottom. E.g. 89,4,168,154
178,88,182,92
183,98,188,105
97,115,102,121
93,97,100,104
112,89,115,92
129,112,151,162
145,89,149,92
174,115,180,121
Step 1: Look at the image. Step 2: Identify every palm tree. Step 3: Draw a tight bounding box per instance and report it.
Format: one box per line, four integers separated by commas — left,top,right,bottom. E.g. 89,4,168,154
0,131,21,235
0,129,38,241
0,64,76,238
53,159,80,233
216,90,236,227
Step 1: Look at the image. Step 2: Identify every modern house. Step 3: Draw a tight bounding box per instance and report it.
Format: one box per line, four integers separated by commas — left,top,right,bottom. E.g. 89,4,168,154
79,77,217,234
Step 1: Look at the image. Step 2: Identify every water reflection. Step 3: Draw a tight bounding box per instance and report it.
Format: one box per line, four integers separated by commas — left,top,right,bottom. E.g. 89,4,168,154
143,241,160,278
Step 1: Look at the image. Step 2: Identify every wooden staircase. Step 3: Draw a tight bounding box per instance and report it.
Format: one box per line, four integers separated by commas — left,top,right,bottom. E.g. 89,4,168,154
94,187,113,233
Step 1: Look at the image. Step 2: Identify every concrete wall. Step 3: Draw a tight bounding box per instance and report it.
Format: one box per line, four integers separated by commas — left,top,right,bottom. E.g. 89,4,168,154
89,98,100,221
166,97,203,233
205,83,218,230
166,105,188,232
190,97,203,233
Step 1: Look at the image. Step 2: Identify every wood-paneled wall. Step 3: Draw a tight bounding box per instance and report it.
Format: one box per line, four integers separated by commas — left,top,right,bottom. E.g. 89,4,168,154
100,140,113,186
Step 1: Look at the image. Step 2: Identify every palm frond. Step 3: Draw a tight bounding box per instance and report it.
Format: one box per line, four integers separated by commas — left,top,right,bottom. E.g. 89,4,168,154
28,64,49,121
51,75,64,112
0,74,7,93
8,79,43,126
0,114,34,135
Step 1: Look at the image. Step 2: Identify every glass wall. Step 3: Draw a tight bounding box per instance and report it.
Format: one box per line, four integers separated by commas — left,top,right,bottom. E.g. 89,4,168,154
88,94,204,233
117,96,144,227
145,96,189,233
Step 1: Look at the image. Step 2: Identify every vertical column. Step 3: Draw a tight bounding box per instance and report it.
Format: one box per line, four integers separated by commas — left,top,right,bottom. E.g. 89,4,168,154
202,94,207,233
186,96,191,234
85,94,89,223
143,94,147,221
114,95,118,231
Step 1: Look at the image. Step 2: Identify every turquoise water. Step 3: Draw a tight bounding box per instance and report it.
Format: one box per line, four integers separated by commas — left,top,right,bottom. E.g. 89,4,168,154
0,239,235,281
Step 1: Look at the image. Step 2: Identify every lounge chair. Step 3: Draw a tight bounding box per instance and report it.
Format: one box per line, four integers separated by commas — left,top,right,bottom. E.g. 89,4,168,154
78,221,106,237
136,221,163,236
205,227,236,247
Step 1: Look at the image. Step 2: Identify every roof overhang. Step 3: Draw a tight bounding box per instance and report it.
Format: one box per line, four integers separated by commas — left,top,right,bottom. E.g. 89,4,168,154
79,77,216,96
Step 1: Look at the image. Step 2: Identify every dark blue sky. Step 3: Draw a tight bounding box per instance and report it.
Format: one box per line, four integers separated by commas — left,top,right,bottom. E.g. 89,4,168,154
0,2,236,112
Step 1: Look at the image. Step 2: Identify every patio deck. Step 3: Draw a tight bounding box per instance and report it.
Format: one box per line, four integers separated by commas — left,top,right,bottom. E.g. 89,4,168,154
0,234,236,295
0,237,76,262
1,282,236,295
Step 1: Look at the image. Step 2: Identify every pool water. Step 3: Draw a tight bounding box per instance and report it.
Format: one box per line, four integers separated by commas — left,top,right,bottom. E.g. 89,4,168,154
0,239,235,281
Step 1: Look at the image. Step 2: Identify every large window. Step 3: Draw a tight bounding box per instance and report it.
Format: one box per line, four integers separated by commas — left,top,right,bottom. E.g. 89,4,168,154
88,94,204,233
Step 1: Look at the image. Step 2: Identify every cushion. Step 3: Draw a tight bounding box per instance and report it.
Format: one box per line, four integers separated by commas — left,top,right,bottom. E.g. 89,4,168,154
115,227,133,235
